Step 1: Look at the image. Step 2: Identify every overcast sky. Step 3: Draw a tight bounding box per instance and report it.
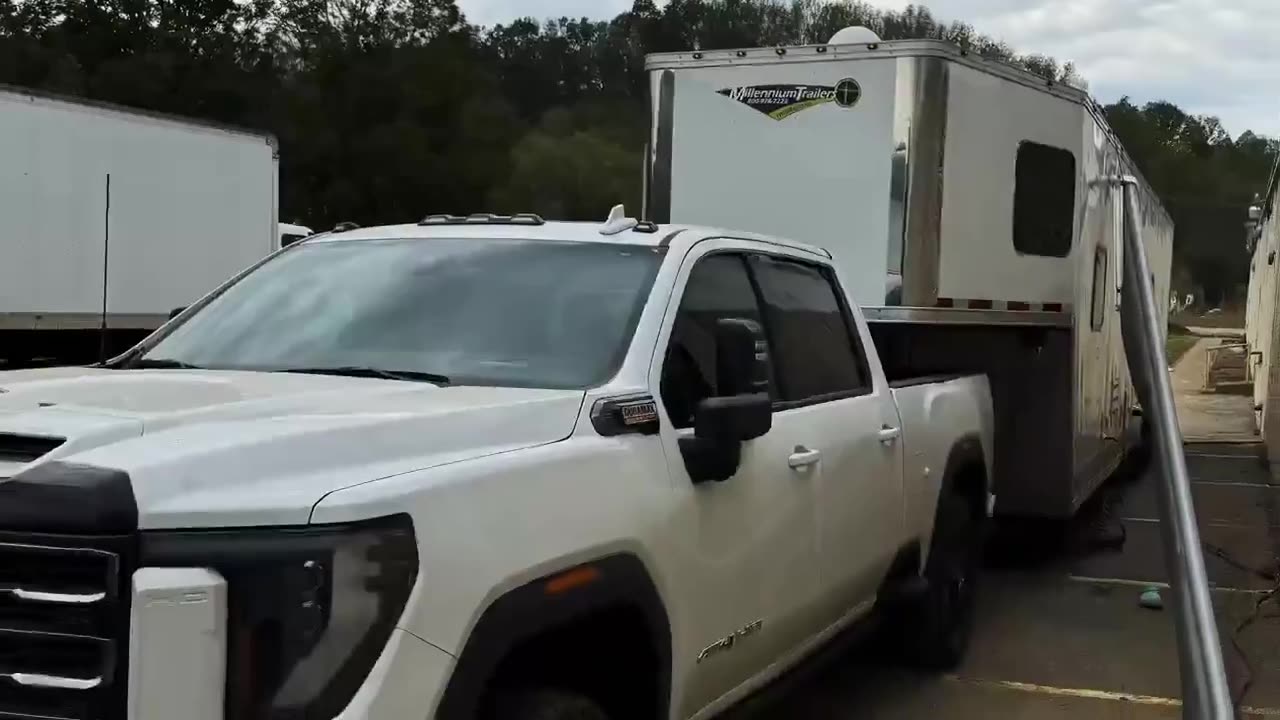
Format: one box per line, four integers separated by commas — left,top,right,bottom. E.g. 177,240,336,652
457,0,1280,138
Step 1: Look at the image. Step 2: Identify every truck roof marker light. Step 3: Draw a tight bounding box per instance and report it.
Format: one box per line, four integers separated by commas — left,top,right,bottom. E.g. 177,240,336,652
545,566,601,595
419,213,545,226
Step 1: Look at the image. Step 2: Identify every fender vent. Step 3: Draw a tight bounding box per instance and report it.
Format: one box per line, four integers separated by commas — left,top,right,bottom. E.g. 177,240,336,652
0,434,64,479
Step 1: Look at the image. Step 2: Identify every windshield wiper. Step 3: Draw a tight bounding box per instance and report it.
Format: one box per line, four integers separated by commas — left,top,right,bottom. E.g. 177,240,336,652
279,366,450,386
128,358,206,370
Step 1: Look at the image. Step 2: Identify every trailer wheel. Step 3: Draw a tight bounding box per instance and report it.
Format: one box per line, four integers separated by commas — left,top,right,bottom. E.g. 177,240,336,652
489,689,611,720
898,490,984,670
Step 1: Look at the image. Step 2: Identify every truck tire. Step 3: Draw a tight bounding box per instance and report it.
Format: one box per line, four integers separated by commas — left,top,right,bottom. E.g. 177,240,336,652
899,491,984,670
490,689,611,720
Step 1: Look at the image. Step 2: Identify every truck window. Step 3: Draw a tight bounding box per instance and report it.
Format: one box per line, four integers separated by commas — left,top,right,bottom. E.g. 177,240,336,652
1091,246,1108,331
751,255,870,404
135,238,661,390
1013,141,1076,258
660,253,769,429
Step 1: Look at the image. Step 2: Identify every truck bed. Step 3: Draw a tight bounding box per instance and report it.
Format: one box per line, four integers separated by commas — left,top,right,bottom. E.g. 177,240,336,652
888,372,995,548
888,373,971,389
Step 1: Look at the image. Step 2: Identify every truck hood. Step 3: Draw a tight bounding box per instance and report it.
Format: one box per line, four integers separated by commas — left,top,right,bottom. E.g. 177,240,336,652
0,367,585,528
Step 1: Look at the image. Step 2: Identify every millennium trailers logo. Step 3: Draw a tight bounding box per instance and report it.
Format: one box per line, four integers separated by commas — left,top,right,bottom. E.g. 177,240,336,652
717,78,861,120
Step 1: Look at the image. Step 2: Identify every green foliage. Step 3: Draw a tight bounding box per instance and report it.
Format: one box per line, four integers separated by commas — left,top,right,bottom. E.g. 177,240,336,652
489,115,643,220
1104,96,1279,306
0,0,1272,302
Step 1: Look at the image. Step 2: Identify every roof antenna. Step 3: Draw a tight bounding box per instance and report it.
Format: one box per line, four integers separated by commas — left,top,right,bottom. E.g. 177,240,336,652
600,204,639,236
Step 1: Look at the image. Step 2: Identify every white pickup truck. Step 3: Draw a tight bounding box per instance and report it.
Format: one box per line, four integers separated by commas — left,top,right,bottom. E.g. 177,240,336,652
0,210,993,720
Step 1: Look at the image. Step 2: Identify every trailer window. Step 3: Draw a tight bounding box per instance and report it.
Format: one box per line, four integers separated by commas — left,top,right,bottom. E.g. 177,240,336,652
1013,141,1076,258
1091,246,1108,331
660,253,772,429
751,255,870,403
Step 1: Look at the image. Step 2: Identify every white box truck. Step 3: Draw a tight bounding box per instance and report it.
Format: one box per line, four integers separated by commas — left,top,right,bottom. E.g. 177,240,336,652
644,27,1175,517
0,84,281,365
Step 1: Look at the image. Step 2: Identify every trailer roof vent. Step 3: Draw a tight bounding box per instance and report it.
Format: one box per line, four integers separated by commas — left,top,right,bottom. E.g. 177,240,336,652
829,26,881,45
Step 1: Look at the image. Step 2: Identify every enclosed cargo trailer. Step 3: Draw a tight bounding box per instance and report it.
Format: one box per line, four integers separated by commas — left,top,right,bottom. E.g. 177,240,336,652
0,84,280,364
645,31,1173,517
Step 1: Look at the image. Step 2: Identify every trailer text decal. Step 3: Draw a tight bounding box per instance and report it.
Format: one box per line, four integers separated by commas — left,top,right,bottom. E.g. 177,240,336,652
717,78,860,120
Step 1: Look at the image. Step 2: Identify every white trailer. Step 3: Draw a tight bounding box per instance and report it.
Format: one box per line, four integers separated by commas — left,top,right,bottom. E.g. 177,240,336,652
0,84,280,363
1245,159,1279,446
644,29,1174,517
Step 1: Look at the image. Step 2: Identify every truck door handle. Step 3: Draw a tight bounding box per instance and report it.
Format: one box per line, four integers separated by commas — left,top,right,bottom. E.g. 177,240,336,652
788,447,822,469
878,426,901,444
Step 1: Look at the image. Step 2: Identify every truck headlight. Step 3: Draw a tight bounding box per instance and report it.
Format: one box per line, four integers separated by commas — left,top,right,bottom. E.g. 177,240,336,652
141,515,418,719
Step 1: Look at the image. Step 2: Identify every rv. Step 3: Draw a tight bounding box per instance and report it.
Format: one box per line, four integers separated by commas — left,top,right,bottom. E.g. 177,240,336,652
1245,158,1279,442
644,28,1174,517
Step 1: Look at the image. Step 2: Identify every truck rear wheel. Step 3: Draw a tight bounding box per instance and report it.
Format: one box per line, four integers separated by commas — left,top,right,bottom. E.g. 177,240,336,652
490,689,611,720
898,491,984,670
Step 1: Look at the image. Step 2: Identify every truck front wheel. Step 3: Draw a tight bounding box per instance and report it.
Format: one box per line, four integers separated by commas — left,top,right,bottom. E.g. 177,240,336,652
898,490,984,670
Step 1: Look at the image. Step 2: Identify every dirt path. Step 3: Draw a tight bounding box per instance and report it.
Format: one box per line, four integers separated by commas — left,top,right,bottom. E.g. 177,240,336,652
1172,337,1258,443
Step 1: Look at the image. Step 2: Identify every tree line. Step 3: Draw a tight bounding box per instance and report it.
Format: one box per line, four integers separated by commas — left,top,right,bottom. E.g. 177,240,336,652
1,0,1273,304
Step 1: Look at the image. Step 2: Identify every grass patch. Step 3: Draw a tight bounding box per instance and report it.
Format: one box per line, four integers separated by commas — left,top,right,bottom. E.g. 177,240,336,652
1171,308,1245,329
1166,333,1199,366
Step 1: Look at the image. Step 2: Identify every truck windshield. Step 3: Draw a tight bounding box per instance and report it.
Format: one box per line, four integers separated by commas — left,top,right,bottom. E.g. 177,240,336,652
136,237,662,389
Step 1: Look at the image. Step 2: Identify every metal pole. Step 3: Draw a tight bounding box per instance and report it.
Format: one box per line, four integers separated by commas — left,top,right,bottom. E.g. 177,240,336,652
1117,177,1233,719
99,173,111,364
641,142,652,222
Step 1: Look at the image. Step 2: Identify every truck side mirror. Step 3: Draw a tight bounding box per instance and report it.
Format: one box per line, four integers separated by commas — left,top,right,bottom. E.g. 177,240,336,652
680,318,773,484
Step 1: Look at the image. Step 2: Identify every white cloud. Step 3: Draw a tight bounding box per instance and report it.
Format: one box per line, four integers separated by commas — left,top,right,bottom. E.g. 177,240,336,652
906,0,1280,136
457,0,1280,136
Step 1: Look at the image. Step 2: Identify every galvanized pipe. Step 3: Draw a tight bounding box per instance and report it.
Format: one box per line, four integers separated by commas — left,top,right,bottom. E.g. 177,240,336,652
1117,177,1234,719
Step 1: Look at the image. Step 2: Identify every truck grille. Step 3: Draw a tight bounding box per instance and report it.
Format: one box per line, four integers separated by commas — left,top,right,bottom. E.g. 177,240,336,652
0,534,132,720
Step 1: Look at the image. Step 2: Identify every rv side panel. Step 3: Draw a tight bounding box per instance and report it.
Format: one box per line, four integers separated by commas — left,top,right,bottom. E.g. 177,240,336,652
655,56,901,307
1073,110,1128,508
937,64,1083,308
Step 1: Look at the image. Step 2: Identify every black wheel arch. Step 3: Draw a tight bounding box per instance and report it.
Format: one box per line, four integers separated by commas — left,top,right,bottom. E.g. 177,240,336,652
434,552,672,720
940,434,990,519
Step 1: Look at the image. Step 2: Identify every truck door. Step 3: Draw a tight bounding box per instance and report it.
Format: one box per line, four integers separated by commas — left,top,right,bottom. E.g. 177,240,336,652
653,244,825,716
746,254,905,625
